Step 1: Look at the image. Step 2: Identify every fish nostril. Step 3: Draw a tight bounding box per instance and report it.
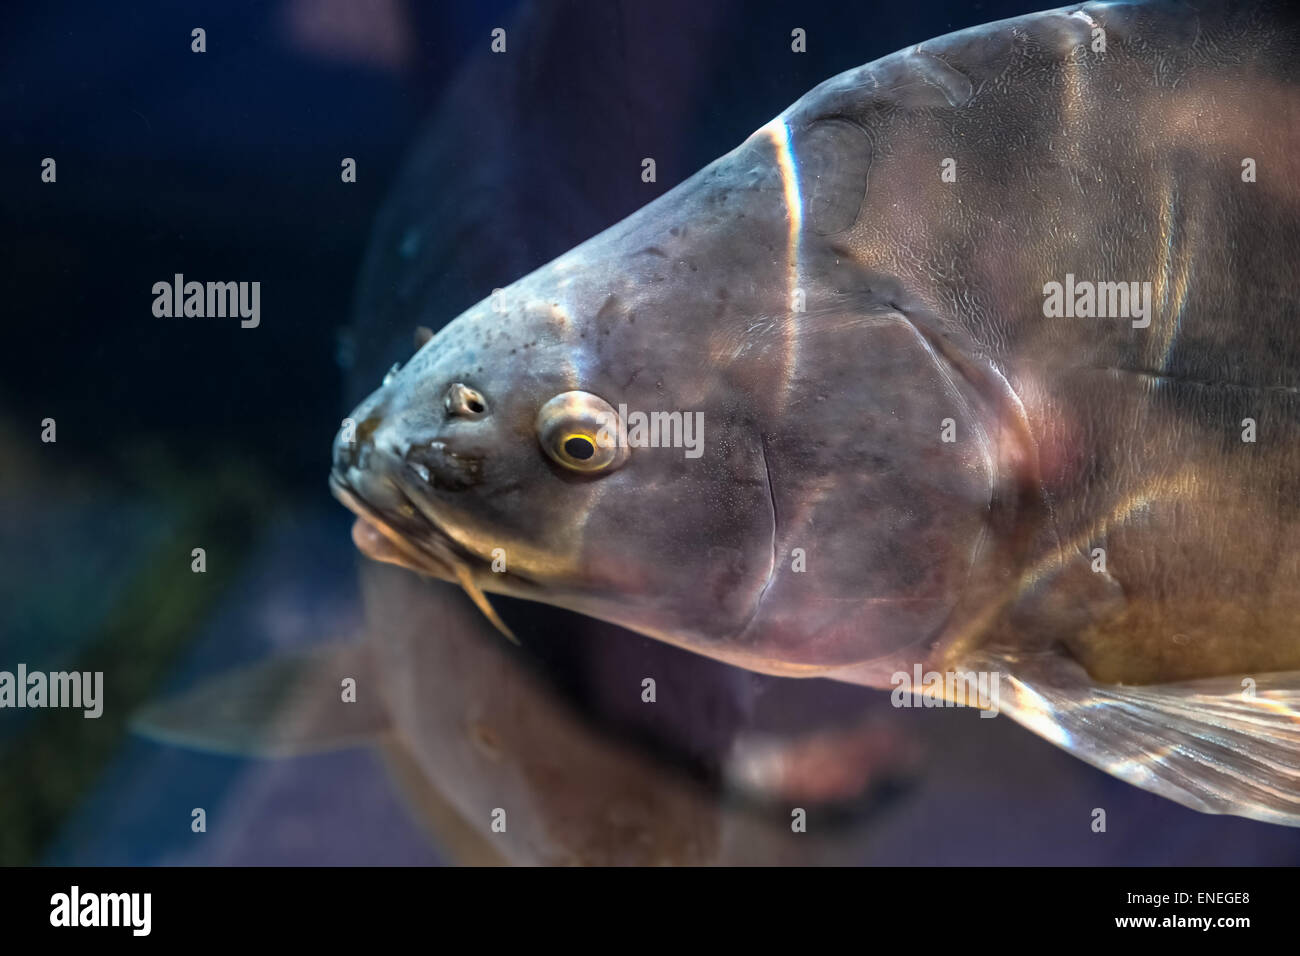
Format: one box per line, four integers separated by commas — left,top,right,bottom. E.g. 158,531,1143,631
445,383,488,419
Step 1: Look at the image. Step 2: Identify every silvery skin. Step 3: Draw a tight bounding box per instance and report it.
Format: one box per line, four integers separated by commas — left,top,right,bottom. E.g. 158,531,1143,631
331,1,1300,825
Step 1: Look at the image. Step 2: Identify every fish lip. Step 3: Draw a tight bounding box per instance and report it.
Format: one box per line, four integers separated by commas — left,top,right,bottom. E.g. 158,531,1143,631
329,472,462,581
329,470,533,590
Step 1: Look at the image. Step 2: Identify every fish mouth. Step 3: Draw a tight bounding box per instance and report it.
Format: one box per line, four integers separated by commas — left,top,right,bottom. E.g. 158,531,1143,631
329,470,527,643
330,472,475,582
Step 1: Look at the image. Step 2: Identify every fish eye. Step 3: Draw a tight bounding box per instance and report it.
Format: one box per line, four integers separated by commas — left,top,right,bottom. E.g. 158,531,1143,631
563,435,596,460
536,391,629,474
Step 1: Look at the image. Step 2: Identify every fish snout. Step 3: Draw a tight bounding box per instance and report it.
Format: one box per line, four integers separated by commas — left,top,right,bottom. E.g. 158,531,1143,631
332,388,389,474
332,384,489,507
331,421,405,516
331,377,401,498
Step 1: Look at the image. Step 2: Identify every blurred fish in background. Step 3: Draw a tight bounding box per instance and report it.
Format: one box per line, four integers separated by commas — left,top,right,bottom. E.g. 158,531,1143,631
3,0,1299,865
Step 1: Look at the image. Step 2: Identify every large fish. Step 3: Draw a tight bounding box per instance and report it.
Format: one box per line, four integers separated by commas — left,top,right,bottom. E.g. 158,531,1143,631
134,0,925,864
330,0,1300,826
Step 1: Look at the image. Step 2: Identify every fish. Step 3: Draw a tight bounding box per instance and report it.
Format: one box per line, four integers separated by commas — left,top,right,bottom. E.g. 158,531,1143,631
131,0,933,864
329,0,1300,826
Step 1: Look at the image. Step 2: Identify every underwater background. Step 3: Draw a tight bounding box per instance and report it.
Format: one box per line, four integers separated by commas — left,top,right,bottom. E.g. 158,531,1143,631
4,0,1300,865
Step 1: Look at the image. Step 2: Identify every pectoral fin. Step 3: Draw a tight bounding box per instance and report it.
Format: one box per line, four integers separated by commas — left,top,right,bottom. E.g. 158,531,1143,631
131,642,389,757
976,648,1300,826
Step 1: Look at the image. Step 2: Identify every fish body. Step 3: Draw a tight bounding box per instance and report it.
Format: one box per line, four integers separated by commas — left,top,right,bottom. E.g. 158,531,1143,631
329,0,1300,824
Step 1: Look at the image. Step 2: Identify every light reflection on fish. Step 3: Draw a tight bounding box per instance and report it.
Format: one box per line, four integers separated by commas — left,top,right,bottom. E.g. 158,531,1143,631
331,0,1300,826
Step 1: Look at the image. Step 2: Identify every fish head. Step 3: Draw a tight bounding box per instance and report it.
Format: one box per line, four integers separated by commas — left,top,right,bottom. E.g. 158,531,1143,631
332,123,1035,679
332,138,793,652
